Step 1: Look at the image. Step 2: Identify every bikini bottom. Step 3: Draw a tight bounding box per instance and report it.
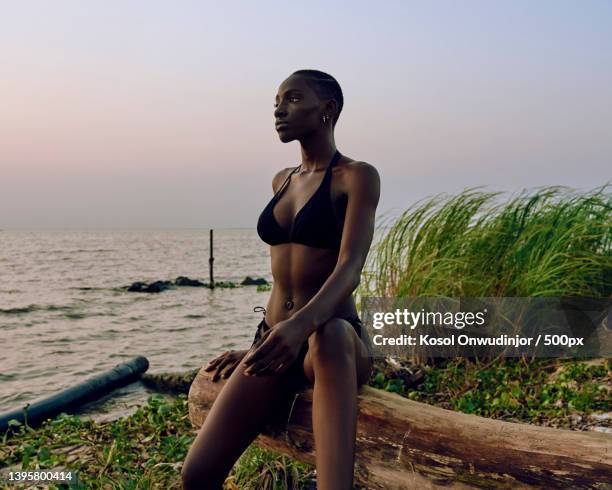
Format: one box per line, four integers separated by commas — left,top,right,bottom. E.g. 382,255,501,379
249,309,365,392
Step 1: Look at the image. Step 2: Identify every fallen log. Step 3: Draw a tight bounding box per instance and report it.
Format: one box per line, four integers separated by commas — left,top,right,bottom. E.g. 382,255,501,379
188,366,612,489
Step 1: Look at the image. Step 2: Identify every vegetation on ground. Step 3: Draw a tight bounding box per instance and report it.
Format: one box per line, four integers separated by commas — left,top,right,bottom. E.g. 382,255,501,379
371,357,610,429
0,394,315,489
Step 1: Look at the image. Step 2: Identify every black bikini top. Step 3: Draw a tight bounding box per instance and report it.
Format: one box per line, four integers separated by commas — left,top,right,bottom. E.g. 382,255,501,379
257,150,343,250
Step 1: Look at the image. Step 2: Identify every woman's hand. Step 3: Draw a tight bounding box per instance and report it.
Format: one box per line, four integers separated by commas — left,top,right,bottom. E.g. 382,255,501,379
243,317,310,376
204,349,248,382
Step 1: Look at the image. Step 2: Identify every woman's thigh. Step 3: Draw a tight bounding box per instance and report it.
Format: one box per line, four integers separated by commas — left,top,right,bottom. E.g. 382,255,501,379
183,353,297,480
301,318,373,387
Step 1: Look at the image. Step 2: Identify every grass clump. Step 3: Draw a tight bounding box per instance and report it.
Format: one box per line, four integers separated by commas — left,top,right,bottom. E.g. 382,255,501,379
0,394,313,489
359,184,611,299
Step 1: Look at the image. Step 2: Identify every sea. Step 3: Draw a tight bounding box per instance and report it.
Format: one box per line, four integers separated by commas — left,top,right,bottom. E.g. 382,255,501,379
0,228,276,421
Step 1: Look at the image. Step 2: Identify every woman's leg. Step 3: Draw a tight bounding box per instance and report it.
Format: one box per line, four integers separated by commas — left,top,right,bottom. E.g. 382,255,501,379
181,351,297,489
301,318,372,490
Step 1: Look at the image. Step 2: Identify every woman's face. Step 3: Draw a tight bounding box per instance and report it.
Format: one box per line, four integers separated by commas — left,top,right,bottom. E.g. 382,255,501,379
274,75,325,142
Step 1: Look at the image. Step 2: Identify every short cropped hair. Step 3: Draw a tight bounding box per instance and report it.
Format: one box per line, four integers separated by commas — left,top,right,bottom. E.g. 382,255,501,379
292,69,343,127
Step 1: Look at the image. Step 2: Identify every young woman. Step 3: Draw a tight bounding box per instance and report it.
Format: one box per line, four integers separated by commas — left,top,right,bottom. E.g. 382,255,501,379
182,69,380,490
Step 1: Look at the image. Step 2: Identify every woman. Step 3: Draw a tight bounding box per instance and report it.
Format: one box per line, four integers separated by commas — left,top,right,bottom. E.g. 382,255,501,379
182,69,380,490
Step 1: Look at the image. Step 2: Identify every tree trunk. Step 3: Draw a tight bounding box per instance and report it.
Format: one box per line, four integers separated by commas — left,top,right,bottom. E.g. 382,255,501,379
188,367,612,489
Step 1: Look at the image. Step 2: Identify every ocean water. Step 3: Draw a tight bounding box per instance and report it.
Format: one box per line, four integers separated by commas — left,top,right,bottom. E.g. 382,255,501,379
0,229,274,419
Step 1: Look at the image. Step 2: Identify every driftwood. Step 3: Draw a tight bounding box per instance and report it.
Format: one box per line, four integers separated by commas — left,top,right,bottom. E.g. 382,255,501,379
188,367,612,489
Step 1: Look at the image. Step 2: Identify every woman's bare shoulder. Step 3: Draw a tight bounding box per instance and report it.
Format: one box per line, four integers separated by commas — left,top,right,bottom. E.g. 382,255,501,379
271,166,297,193
337,158,380,184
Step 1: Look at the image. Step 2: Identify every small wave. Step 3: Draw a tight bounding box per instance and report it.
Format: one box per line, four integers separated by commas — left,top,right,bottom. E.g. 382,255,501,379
3,391,36,405
0,304,73,315
47,304,74,311
161,304,184,310
219,342,238,349
64,312,87,319
39,337,75,344
184,314,205,319
0,305,38,315
39,248,115,254
74,249,115,253
167,326,194,332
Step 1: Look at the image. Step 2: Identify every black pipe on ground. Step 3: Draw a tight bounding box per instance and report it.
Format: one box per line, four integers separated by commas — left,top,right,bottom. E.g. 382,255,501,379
0,356,149,433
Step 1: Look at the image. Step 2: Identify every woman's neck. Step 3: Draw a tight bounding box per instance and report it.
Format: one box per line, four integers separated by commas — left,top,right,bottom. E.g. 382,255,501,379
299,136,337,172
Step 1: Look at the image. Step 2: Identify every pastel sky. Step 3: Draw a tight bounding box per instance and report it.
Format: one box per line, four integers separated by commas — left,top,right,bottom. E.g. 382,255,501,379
1,0,610,229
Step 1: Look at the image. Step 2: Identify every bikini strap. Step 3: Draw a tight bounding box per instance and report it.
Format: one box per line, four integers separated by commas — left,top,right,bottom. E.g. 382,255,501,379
276,151,340,196
330,149,342,168
253,305,266,316
322,150,342,182
273,165,301,199
326,150,342,175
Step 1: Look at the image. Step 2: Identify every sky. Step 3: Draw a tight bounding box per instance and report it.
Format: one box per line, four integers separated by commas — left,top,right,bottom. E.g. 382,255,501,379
1,0,610,229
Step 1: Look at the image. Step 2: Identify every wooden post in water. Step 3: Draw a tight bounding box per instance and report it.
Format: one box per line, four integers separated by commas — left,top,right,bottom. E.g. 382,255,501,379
209,229,214,289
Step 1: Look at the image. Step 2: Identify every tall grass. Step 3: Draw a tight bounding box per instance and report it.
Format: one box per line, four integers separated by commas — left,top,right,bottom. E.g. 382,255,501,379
358,184,611,301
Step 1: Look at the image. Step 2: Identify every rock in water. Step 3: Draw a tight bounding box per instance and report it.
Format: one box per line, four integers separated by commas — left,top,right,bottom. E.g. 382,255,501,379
144,280,173,293
175,276,206,287
127,280,174,293
241,276,268,286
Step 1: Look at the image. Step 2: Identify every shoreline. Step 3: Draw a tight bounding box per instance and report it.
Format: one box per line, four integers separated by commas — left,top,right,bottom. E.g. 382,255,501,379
1,357,609,488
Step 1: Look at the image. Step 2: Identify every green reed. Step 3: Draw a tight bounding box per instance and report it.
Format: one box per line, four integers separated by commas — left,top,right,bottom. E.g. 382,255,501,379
358,184,611,301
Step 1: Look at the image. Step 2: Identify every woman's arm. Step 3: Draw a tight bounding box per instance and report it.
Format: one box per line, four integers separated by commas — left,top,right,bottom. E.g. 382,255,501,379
293,161,381,336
